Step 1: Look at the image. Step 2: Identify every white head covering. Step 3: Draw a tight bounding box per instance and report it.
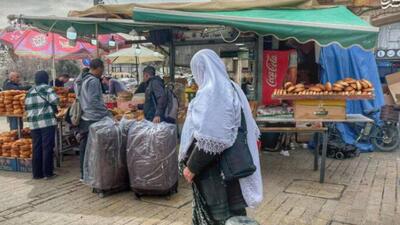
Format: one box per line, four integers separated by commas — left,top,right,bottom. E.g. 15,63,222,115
179,49,263,208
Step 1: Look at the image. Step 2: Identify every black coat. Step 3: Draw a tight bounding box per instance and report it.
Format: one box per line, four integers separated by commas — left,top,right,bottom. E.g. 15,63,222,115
3,80,29,91
141,76,167,121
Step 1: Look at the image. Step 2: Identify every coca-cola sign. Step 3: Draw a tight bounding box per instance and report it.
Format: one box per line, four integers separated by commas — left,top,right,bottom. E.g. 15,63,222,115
262,50,290,105
265,54,278,87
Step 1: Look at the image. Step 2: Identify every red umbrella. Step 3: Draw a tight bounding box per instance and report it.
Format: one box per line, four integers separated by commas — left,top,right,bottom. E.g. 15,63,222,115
0,29,98,60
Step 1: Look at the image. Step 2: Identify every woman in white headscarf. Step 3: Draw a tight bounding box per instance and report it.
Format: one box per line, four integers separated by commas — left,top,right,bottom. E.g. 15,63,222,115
180,49,263,224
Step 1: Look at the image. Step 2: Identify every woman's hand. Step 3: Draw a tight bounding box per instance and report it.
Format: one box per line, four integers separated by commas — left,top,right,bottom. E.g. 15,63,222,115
153,116,161,123
183,167,195,183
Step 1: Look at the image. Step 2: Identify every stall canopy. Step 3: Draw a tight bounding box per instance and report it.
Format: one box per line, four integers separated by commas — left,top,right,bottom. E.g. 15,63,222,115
68,0,320,19
17,15,218,37
18,16,159,36
132,6,379,50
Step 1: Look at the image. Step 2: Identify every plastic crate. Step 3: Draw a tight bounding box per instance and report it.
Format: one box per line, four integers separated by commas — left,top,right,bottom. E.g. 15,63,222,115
0,157,18,171
17,158,32,172
380,105,400,122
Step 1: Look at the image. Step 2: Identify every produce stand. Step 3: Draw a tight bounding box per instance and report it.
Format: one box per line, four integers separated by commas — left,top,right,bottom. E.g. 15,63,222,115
257,114,373,183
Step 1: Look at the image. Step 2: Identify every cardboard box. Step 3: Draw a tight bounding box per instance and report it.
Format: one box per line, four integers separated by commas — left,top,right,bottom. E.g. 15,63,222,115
0,157,18,171
385,72,400,104
17,158,32,172
384,94,395,106
296,122,323,143
293,99,346,120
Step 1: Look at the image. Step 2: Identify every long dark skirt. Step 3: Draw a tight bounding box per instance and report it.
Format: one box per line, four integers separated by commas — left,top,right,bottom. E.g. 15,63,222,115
191,162,247,225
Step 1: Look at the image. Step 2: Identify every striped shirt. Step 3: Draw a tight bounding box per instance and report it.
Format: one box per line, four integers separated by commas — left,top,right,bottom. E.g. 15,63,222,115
25,84,59,130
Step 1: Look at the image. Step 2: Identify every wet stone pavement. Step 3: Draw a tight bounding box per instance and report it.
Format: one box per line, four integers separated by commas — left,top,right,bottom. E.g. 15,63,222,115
0,146,399,225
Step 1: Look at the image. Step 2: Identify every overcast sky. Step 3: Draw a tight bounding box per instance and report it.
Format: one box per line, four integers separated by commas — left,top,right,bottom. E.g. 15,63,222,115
0,0,208,28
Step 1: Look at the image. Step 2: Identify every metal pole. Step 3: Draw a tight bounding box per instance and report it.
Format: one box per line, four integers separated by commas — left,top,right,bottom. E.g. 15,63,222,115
51,32,56,86
169,30,175,82
256,35,263,103
135,56,139,82
95,23,99,58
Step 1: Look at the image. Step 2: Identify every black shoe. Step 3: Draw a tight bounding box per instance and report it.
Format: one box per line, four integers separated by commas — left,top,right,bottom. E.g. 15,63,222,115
33,176,44,180
44,174,57,180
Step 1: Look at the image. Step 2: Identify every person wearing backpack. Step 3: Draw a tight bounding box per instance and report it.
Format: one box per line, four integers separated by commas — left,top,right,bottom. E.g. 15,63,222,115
25,71,59,180
138,66,168,123
74,59,110,181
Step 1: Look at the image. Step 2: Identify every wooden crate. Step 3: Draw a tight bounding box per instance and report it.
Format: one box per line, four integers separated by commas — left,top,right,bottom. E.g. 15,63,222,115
293,99,346,120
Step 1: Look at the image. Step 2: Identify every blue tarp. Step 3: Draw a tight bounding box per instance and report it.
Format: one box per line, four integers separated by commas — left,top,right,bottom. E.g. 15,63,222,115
319,44,384,152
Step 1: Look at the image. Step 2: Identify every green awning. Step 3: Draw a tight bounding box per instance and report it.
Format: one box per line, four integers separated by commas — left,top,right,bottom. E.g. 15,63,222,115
133,6,379,50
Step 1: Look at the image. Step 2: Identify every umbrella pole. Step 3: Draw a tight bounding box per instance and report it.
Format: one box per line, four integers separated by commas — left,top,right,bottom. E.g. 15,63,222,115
135,56,139,82
51,32,56,86
95,23,99,58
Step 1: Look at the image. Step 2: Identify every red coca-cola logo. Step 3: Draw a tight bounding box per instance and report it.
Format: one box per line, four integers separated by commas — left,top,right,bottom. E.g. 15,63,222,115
265,54,277,87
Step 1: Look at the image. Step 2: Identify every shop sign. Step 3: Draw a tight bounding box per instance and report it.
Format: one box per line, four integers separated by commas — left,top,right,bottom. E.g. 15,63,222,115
262,50,290,105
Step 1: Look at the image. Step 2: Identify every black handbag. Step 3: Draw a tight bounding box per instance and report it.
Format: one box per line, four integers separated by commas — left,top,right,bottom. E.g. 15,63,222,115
220,109,256,181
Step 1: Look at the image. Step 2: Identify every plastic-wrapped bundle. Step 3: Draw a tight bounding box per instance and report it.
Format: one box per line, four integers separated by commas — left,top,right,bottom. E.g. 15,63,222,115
127,120,178,196
83,117,129,191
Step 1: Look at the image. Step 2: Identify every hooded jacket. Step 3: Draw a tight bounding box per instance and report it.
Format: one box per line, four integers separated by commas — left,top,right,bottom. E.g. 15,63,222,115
75,72,109,121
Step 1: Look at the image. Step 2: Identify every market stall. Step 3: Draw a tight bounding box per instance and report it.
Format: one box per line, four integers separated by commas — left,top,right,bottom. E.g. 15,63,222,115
11,1,382,183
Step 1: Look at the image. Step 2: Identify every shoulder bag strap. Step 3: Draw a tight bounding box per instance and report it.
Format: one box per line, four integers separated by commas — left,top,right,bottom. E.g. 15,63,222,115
230,82,247,131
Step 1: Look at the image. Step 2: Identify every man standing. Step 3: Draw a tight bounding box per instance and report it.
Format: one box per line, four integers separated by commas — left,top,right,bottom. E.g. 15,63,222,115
75,59,110,180
3,71,27,130
50,74,70,87
101,75,127,96
139,66,167,123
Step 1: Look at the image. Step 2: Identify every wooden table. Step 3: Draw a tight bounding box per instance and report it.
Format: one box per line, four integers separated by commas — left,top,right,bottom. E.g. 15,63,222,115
256,114,373,183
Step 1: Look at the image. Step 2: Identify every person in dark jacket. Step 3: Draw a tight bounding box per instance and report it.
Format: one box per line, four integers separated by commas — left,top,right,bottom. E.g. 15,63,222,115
3,71,27,130
134,81,147,94
50,74,70,87
138,66,167,123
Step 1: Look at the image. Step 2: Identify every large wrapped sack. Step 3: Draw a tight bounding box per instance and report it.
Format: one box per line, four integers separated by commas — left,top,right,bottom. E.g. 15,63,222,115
83,117,130,190
127,120,178,196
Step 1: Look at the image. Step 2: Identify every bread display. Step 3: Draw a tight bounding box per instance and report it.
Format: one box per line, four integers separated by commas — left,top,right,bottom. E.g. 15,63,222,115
273,78,374,98
0,131,32,159
110,108,145,121
54,87,70,108
0,91,26,116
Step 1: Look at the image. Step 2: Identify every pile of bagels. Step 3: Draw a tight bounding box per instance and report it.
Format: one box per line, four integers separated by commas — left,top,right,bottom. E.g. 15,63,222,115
0,91,26,115
274,78,374,96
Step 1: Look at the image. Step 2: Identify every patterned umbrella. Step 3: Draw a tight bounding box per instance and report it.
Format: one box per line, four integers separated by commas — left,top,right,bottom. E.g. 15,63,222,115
0,28,97,60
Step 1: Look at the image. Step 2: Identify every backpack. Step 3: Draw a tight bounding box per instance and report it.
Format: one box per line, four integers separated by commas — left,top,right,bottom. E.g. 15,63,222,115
164,84,179,123
65,76,86,126
67,98,82,126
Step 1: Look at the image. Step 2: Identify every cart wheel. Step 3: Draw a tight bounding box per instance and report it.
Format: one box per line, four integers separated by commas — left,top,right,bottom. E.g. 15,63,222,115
335,152,345,160
327,150,335,158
